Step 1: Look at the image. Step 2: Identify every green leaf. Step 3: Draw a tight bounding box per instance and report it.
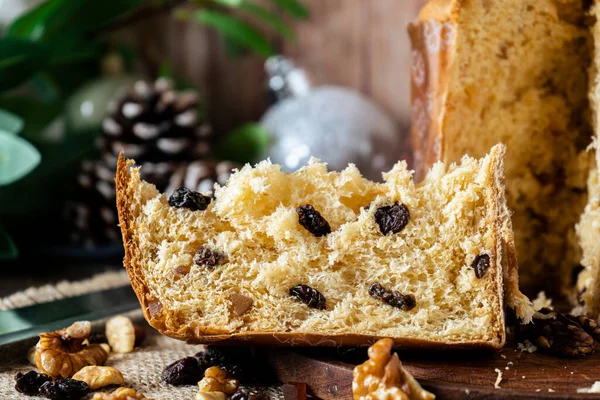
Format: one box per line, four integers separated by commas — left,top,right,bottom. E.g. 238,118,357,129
0,134,96,215
269,0,309,18
0,225,18,260
5,0,66,40
7,0,143,42
0,97,63,141
0,38,49,91
176,9,275,57
215,123,271,163
240,1,294,40
0,131,41,186
214,0,243,6
0,110,24,134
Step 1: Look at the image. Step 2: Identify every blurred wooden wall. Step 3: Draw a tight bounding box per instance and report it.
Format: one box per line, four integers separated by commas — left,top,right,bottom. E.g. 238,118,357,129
133,0,426,135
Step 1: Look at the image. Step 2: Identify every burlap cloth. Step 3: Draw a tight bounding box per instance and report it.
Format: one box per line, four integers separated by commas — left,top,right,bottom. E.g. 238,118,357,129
0,271,284,399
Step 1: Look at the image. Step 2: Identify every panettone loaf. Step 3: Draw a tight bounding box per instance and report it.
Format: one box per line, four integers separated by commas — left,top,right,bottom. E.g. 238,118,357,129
408,0,594,299
116,144,531,348
576,2,600,320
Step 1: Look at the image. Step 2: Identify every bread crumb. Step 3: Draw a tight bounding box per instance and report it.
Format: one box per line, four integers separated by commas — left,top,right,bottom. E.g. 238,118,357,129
464,389,470,395
548,388,555,392
536,389,541,392
505,361,513,370
577,381,600,393
522,376,525,379
532,291,553,311
500,354,506,359
494,369,503,389
571,372,574,375
517,340,538,353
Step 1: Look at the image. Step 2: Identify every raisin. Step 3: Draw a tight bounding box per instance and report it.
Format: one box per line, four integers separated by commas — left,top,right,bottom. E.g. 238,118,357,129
374,203,410,235
470,254,490,278
168,187,211,211
195,346,255,383
289,284,326,309
15,370,52,395
230,387,269,400
39,379,88,400
296,204,331,237
369,283,416,311
194,245,227,268
161,356,204,385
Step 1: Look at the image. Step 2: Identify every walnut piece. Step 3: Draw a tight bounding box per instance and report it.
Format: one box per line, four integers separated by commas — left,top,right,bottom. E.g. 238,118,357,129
72,366,124,390
195,392,226,400
352,338,435,400
92,387,153,399
106,315,145,354
196,366,239,400
34,321,109,378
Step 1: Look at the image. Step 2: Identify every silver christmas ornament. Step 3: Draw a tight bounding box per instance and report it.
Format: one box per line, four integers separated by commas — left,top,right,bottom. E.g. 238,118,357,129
260,56,405,181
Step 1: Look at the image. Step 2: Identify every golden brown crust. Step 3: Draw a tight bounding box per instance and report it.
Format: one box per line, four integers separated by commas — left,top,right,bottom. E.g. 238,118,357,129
116,154,168,335
407,5,457,181
116,153,507,350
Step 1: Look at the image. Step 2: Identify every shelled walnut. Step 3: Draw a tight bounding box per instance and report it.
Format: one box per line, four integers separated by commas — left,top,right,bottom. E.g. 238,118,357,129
195,366,239,400
92,387,153,399
72,366,124,390
35,321,109,378
105,315,146,354
353,338,435,400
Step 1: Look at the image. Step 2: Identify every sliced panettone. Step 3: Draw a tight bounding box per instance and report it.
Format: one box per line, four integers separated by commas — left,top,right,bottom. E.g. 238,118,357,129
408,0,594,300
116,144,530,349
575,2,600,321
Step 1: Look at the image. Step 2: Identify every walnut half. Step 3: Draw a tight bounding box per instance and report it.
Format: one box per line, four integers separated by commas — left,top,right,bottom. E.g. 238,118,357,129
35,321,109,378
92,387,154,400
105,315,146,354
352,338,435,400
72,366,125,390
195,366,239,400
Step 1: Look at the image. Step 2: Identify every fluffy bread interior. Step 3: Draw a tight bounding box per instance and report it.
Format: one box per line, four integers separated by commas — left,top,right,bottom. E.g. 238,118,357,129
434,0,594,295
118,145,513,346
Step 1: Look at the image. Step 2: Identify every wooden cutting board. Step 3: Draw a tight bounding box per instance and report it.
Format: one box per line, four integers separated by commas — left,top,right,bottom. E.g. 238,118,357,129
264,343,600,399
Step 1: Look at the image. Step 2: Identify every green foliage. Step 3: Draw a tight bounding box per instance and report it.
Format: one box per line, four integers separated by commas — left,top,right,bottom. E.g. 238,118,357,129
176,9,275,57
0,38,50,91
215,123,271,164
0,224,18,260
0,110,24,134
0,130,41,186
269,0,309,18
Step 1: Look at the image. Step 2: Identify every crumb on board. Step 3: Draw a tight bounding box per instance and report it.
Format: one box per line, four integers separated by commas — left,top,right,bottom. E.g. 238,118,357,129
500,354,506,359
522,376,526,379
577,381,600,393
494,368,503,389
517,340,538,353
536,389,541,392
505,361,514,371
548,388,555,392
464,389,470,395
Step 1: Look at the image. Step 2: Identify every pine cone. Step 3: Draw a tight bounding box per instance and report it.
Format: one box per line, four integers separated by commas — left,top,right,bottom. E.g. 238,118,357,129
99,78,212,166
516,308,595,358
65,161,120,247
166,160,240,196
